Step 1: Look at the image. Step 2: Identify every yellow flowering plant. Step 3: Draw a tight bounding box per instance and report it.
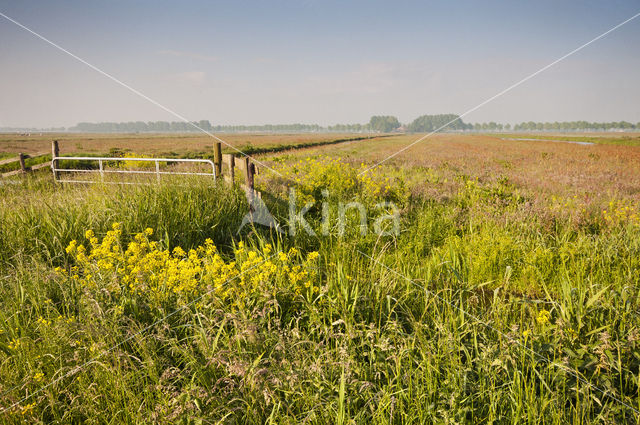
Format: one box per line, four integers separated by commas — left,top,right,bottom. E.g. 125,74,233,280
119,152,166,170
602,200,640,228
263,155,408,206
536,309,551,326
61,224,322,315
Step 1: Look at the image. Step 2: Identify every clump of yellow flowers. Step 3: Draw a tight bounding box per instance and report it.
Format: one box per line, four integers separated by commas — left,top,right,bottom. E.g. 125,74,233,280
602,200,640,227
266,156,405,205
120,152,164,170
536,309,551,326
62,223,321,310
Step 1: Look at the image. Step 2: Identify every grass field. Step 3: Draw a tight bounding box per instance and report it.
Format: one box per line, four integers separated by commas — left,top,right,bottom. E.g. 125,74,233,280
488,132,640,147
0,132,377,157
1,133,639,423
0,132,385,174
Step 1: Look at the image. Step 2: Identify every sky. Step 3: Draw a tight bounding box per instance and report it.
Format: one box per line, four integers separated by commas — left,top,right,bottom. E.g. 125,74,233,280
1,0,639,128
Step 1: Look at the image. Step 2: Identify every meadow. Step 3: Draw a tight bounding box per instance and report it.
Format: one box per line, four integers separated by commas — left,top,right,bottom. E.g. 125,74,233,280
0,132,639,424
0,133,377,157
488,132,640,147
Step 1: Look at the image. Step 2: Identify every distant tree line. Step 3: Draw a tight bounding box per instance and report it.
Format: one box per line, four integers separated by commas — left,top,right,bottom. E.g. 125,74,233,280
407,117,639,132
69,117,403,133
408,114,468,132
510,121,638,131
327,123,370,132
70,120,375,133
73,121,213,133
45,117,639,134
70,121,331,133
464,121,640,132
212,123,325,132
369,116,401,133
0,127,66,133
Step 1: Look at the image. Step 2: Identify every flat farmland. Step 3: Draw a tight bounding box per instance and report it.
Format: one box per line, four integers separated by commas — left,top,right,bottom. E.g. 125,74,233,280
1,132,639,423
260,133,640,207
0,132,371,157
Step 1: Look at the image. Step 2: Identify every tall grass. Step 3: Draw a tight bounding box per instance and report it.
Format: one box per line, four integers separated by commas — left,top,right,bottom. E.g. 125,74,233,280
0,175,246,265
0,162,639,424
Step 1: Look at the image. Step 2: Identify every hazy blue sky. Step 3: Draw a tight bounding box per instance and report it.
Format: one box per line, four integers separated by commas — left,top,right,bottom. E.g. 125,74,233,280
1,0,639,127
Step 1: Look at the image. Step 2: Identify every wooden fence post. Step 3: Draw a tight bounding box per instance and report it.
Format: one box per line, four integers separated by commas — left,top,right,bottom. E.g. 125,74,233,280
242,157,254,189
18,153,27,173
51,140,59,180
229,155,235,182
222,154,235,183
213,142,222,179
249,163,256,189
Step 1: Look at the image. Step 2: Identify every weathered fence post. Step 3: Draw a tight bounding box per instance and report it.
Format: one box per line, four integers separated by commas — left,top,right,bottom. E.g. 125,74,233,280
213,142,222,179
242,157,254,189
18,153,27,173
51,140,59,181
228,155,235,182
249,163,256,189
222,154,235,183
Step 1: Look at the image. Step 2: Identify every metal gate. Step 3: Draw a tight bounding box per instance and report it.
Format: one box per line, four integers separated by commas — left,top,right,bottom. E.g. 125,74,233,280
52,156,217,184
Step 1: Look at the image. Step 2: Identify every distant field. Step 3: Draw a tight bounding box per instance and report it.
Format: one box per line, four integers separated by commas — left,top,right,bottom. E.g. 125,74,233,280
260,133,640,208
3,131,638,157
5,131,640,207
485,132,640,146
0,132,375,157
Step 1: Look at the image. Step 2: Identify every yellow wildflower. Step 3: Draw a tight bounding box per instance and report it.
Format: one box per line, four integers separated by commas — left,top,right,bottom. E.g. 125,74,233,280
536,309,550,325
65,240,77,254
37,317,51,327
21,402,35,416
